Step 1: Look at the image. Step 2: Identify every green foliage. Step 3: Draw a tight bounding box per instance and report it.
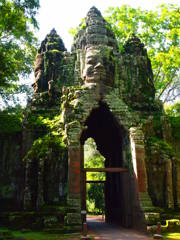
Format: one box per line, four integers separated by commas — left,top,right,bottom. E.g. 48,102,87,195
24,133,66,160
84,138,105,214
163,233,180,239
0,105,23,133
0,0,39,92
0,226,81,240
153,114,163,138
25,110,63,128
69,18,86,37
105,4,180,102
165,102,180,117
165,102,180,140
84,138,105,180
24,112,66,161
87,183,105,214
148,136,174,155
169,116,180,140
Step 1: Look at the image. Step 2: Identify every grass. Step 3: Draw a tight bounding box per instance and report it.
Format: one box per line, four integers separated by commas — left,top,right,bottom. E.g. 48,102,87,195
163,233,180,240
0,227,81,240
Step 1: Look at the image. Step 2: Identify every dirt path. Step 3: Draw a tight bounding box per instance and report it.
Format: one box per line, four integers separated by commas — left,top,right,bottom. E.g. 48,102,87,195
87,216,153,240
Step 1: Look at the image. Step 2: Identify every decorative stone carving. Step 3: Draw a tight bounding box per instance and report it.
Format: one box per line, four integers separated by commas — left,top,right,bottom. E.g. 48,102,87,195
0,6,179,233
81,45,115,86
33,28,66,93
72,6,118,87
119,34,155,110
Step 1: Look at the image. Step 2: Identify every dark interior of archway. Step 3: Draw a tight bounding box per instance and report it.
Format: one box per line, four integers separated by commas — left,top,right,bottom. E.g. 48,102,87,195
80,101,130,226
80,101,125,167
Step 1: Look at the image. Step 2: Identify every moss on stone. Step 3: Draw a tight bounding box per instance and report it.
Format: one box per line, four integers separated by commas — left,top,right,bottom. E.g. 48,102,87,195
0,110,22,133
153,114,163,138
148,137,174,156
23,112,66,161
24,133,66,161
169,116,180,140
0,226,81,239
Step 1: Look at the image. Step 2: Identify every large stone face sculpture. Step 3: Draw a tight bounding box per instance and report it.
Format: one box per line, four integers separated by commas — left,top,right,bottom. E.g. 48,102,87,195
72,6,117,87
72,7,155,111
81,46,115,86
0,6,179,234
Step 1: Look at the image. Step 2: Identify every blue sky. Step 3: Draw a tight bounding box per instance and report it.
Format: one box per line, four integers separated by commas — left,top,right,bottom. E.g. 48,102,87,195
36,0,179,51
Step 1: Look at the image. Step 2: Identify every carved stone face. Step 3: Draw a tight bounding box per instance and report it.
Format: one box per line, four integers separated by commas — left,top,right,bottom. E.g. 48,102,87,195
81,46,115,86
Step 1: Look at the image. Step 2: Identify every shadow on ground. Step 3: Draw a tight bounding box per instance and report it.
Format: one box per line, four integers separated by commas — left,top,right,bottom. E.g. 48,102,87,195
87,215,152,240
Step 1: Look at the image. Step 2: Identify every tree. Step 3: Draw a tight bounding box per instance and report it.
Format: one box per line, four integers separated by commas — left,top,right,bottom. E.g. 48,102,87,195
0,0,40,104
105,4,180,102
84,138,105,214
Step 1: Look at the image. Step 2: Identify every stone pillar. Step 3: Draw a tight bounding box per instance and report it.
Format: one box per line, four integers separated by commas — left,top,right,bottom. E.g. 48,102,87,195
130,127,153,210
165,157,174,208
24,158,38,210
37,159,44,209
65,121,82,226
66,145,82,225
176,160,180,208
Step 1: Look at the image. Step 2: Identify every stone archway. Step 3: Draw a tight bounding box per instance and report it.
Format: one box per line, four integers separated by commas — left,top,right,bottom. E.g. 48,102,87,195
63,85,153,231
80,101,134,226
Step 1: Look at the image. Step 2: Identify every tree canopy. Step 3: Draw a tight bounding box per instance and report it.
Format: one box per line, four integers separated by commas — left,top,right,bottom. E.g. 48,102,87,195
0,0,39,95
105,4,180,102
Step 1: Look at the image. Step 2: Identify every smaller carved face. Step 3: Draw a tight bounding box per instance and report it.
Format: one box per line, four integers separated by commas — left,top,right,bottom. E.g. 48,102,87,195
81,46,115,86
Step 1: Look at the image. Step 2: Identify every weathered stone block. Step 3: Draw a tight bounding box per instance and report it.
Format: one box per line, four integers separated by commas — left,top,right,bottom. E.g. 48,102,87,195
145,212,160,225
66,213,81,225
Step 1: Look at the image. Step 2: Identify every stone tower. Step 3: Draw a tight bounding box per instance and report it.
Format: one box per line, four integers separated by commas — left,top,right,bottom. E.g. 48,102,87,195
0,6,179,233
63,6,156,229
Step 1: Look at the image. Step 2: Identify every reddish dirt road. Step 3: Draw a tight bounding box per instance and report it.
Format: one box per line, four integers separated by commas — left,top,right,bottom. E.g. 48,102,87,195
87,215,153,240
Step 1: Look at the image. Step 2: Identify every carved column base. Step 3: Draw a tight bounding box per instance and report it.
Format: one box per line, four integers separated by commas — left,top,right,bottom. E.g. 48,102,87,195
65,197,82,226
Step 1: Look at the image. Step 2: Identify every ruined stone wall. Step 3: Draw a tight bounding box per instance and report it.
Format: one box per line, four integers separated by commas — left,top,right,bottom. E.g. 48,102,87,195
118,35,155,111
144,113,180,209
22,103,68,210
0,6,179,233
0,133,24,211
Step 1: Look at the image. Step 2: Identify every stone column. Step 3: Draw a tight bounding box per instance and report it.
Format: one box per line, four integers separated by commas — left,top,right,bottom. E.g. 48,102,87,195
24,158,38,210
176,160,180,208
65,121,82,226
130,127,153,210
165,157,174,208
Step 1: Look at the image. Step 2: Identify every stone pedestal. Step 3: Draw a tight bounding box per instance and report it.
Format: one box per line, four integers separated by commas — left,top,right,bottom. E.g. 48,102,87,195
66,145,82,226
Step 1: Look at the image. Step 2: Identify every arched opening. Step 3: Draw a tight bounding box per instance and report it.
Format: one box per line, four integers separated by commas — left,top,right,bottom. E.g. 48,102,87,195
80,101,133,227
84,138,105,215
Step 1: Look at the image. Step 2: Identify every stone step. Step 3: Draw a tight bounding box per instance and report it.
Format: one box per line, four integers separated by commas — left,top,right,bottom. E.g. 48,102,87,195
142,206,157,212
139,192,154,210
140,200,153,206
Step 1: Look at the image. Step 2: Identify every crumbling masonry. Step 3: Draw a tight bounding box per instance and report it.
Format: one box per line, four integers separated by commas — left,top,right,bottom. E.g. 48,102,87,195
0,7,180,232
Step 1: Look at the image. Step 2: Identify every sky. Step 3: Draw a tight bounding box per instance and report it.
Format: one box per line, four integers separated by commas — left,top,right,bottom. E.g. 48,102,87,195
2,0,179,108
36,0,179,51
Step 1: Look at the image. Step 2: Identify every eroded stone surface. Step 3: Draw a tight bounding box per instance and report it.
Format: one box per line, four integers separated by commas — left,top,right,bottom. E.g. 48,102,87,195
33,28,66,93
0,6,180,233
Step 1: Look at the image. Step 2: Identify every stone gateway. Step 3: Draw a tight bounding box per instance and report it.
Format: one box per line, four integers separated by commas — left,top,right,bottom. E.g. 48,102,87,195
0,6,179,233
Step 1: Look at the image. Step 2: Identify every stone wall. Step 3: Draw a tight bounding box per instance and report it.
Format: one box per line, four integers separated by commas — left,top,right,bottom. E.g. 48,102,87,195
0,133,23,211
0,5,179,234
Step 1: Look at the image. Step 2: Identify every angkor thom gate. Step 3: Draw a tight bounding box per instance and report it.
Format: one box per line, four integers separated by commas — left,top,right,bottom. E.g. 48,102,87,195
1,6,180,233
66,96,150,230
62,7,159,230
